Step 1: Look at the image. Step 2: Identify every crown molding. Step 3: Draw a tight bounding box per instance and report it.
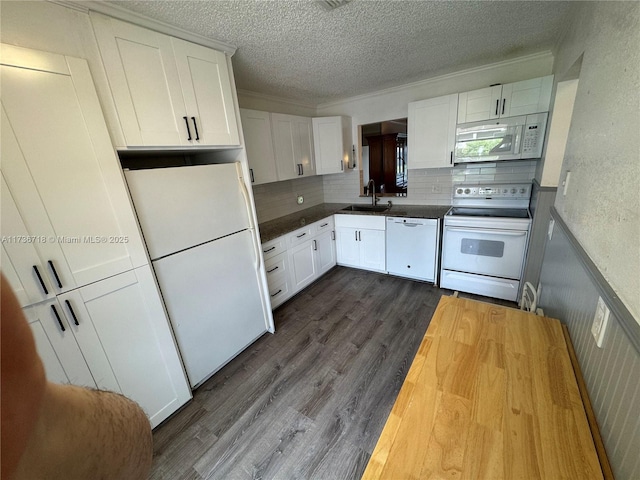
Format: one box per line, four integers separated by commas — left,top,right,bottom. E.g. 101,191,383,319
316,51,554,109
49,0,236,55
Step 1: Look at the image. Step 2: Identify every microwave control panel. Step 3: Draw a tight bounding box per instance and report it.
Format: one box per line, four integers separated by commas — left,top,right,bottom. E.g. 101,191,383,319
522,113,548,156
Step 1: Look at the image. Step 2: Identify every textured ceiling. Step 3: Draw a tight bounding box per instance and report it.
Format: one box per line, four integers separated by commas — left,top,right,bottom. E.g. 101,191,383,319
107,0,575,105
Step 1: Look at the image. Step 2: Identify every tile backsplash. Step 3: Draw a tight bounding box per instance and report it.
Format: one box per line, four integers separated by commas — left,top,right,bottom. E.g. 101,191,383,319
254,160,538,221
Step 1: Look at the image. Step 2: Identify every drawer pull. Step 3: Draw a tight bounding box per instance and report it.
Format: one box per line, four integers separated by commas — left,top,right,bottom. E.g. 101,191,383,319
320,223,329,228
267,265,279,273
51,304,65,332
271,289,282,297
48,260,63,288
296,232,306,238
65,300,80,326
264,246,276,253
33,265,48,295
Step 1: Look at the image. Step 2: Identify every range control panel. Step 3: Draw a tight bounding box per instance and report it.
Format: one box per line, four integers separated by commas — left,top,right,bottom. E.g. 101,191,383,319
453,183,532,200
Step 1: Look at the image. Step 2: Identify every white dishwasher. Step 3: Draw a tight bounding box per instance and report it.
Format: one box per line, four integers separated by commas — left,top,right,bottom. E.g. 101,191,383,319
386,217,439,282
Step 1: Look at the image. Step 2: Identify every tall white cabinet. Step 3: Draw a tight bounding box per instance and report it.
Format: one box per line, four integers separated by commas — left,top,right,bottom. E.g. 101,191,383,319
0,43,191,428
91,13,240,148
408,94,458,169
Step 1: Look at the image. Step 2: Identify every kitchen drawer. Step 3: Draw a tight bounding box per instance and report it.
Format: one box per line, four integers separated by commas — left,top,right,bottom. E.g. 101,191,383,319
264,252,289,287
261,236,287,260
287,226,313,248
334,214,385,230
312,216,334,235
267,276,291,309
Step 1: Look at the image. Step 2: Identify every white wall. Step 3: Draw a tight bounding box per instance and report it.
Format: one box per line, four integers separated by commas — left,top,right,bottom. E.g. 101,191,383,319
550,1,640,321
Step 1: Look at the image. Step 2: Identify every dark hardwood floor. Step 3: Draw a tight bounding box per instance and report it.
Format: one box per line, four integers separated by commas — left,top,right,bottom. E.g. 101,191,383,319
150,266,515,480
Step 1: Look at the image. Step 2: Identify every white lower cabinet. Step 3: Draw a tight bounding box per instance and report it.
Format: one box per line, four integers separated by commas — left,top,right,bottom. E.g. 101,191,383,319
335,214,386,272
26,266,191,428
261,216,336,309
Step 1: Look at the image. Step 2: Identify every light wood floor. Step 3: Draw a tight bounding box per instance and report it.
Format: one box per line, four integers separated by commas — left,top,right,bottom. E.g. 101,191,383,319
150,267,514,480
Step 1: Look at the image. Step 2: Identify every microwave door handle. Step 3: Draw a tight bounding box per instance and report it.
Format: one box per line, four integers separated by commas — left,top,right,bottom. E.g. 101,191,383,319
513,126,522,154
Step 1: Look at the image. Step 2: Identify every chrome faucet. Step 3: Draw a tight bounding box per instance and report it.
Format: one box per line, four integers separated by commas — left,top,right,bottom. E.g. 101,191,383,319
366,179,379,206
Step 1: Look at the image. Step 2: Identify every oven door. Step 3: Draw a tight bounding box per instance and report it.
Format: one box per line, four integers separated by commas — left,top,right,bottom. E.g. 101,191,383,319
442,225,527,279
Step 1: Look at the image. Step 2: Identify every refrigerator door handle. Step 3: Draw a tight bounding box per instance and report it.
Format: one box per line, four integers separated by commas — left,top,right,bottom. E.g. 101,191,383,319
237,166,255,230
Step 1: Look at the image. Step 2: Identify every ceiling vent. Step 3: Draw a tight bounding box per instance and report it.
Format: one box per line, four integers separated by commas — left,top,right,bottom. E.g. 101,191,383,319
316,0,351,11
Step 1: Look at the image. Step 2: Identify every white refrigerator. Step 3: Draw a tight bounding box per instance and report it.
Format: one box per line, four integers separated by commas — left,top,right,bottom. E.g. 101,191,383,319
125,163,269,388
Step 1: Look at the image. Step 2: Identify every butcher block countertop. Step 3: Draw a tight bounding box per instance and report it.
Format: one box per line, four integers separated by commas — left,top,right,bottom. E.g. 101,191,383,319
362,295,605,480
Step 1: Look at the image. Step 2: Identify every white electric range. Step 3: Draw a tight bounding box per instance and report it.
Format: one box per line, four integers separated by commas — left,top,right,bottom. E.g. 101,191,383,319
440,182,532,302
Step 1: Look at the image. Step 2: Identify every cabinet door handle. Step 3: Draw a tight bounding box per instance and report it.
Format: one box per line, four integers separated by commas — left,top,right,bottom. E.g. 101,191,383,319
271,289,282,297
313,240,317,251
450,151,453,165
33,265,48,295
495,99,499,116
264,246,276,253
65,299,80,326
267,265,279,273
51,304,65,332
358,231,361,242
296,232,307,238
249,168,255,183
355,231,358,241
340,160,344,171
501,99,506,115
48,260,62,288
191,117,200,141
183,116,192,141
331,230,335,240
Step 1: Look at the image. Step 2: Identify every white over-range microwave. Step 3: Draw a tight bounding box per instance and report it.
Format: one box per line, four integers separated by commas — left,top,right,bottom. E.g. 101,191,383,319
454,112,548,164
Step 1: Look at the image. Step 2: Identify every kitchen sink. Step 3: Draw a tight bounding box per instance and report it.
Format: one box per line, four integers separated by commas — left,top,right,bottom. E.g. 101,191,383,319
341,205,389,213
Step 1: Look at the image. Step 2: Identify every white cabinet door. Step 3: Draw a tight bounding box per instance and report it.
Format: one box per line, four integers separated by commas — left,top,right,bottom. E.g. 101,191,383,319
90,13,188,147
336,227,361,268
315,230,337,275
457,85,503,123
458,76,553,123
75,267,192,428
1,50,137,291
289,240,318,291
272,113,316,180
312,116,351,175
240,109,278,185
25,299,96,388
359,229,386,272
408,94,458,169
501,75,554,118
171,37,239,146
91,13,239,148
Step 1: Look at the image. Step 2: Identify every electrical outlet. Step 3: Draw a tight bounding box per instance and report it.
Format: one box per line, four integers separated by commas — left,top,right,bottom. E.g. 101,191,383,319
296,195,304,205
591,296,610,348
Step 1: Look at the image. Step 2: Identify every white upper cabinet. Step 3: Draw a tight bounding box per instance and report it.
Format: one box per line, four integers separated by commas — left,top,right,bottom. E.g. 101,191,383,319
91,13,239,148
0,45,144,294
312,116,352,175
408,93,458,169
240,109,278,185
458,75,553,123
272,113,315,180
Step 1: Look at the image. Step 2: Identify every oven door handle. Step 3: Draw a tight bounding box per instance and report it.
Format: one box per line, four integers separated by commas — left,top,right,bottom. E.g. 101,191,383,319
445,227,527,236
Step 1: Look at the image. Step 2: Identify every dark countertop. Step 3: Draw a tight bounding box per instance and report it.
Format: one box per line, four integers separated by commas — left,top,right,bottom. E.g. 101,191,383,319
258,203,450,243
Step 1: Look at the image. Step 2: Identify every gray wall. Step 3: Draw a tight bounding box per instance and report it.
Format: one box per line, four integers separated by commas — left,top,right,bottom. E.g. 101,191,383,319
540,212,640,479
550,2,640,321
